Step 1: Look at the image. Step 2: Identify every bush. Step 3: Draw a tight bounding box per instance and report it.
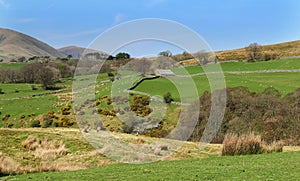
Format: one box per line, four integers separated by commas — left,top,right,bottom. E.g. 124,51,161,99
107,72,114,77
163,92,173,103
41,119,53,128
262,141,283,153
107,98,112,105
31,85,37,90
30,120,41,128
21,135,68,159
130,96,152,117
60,105,72,115
0,155,20,176
57,117,75,127
222,133,263,156
222,133,283,156
2,114,10,121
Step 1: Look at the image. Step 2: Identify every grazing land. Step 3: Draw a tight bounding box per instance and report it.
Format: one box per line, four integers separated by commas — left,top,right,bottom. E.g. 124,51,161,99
4,151,300,180
1,57,300,179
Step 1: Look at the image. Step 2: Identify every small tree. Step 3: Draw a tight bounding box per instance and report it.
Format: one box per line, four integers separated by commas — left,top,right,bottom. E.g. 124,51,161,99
159,50,172,57
115,52,130,60
163,92,173,103
36,67,56,90
246,43,262,62
107,72,115,82
67,54,73,59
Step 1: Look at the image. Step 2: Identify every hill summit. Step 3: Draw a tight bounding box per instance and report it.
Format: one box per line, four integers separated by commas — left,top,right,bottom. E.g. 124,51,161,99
0,28,65,61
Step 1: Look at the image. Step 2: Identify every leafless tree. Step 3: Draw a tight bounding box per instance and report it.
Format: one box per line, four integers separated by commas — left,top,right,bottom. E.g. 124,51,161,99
246,43,262,62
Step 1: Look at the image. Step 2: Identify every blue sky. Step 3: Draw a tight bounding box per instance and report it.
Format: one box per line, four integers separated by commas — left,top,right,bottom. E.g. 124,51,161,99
1,0,300,56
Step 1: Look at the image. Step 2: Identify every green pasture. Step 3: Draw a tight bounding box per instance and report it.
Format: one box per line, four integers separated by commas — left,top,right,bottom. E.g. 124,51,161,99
5,151,300,180
173,58,300,74
135,72,300,101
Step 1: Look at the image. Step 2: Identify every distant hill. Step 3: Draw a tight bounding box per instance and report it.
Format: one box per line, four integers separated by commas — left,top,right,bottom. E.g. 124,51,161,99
58,46,108,59
58,46,85,59
0,28,65,61
215,40,300,61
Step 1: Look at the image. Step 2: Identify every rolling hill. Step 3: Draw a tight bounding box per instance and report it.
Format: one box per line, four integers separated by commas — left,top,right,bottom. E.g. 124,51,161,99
0,28,65,61
58,46,85,59
215,40,300,61
58,46,107,59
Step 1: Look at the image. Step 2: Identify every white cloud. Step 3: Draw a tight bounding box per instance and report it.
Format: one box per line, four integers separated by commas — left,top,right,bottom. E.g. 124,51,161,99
0,0,10,8
113,13,125,24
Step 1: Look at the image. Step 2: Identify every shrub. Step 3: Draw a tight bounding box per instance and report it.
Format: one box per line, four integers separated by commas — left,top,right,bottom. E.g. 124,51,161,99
60,105,72,115
0,155,20,176
2,114,10,121
57,117,75,127
163,92,173,103
30,120,41,128
41,119,53,128
31,85,37,90
107,98,112,105
262,141,283,153
107,72,114,77
222,133,283,156
222,133,263,156
130,96,152,117
22,136,68,159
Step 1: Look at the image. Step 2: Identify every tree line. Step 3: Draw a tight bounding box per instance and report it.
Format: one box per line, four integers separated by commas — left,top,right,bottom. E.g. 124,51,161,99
0,61,77,89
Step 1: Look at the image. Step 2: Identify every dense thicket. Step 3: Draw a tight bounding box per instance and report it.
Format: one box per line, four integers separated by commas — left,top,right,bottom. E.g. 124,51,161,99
189,87,300,145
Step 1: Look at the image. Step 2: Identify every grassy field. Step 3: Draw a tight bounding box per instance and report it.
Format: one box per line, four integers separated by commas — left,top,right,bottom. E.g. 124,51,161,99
0,62,28,70
0,128,223,177
0,73,111,125
0,128,111,174
1,58,300,180
173,58,300,74
4,151,300,180
135,72,300,101
1,58,300,125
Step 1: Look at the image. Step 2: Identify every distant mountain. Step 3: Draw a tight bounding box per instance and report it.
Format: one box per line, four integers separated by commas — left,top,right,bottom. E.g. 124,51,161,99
0,28,65,61
215,40,300,61
58,46,85,59
58,46,108,59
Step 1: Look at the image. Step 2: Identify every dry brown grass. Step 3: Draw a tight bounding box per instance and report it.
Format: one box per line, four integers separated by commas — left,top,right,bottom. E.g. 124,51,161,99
0,153,21,176
22,135,68,159
262,141,284,153
222,133,283,156
215,40,300,61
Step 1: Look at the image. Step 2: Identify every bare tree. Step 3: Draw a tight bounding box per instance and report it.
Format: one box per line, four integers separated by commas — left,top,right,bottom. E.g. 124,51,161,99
246,43,262,62
36,67,56,90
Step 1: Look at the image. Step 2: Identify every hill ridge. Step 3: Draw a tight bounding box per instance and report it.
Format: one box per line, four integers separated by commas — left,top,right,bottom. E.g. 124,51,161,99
0,28,65,61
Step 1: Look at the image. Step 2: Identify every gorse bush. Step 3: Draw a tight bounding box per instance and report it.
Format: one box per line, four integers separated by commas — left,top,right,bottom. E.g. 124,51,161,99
130,95,152,117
